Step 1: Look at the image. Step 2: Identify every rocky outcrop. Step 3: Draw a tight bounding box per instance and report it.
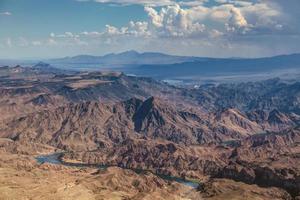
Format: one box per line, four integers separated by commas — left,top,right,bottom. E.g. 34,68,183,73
198,178,292,200
28,94,53,105
216,127,300,197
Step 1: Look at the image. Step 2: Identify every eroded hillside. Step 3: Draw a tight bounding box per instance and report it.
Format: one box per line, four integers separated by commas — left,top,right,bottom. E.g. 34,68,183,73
0,65,299,199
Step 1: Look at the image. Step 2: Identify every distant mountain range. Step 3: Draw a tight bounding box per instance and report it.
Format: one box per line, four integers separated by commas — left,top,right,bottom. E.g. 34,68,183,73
49,50,201,66
49,51,300,70
1,51,300,83
128,53,300,79
48,51,300,82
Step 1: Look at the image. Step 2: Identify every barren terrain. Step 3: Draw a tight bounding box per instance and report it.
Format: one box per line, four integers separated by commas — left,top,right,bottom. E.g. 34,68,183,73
0,65,299,199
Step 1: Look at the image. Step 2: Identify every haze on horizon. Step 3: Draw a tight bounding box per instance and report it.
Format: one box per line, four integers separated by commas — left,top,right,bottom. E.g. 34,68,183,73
0,0,300,59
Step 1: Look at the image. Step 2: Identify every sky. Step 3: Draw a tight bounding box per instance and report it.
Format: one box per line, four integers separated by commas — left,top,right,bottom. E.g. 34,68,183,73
0,0,300,59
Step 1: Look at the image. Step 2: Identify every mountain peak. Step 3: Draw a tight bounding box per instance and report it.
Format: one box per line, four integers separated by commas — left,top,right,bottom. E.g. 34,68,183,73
33,61,51,69
115,50,140,57
133,96,166,132
118,50,140,56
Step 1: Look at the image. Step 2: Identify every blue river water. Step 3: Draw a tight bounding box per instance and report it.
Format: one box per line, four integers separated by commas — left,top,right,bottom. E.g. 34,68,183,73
36,153,199,189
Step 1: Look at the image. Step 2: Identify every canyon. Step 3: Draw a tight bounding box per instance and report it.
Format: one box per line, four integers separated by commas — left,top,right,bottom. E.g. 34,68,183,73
0,65,299,199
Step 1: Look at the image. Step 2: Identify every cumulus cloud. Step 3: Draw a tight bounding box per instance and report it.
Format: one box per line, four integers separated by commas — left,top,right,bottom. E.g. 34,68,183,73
3,0,296,57
229,7,248,28
145,4,207,37
105,25,126,35
72,0,285,39
43,0,287,54
101,22,151,37
128,21,151,37
225,7,250,34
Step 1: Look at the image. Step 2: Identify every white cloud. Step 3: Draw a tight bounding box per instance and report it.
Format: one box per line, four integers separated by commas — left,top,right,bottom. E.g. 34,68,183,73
32,41,42,46
129,21,151,37
47,38,58,46
145,4,207,37
215,0,253,7
229,7,248,28
102,22,151,37
5,38,12,48
1,0,292,57
65,32,75,38
46,1,285,44
50,32,80,38
141,2,282,37
74,0,284,39
73,37,89,46
18,37,29,47
209,29,224,38
105,24,125,35
144,7,163,27
81,31,102,37
0,11,12,16
225,6,251,34
178,0,207,6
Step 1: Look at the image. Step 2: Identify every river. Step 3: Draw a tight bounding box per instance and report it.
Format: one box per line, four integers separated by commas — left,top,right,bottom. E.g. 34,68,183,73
36,153,200,189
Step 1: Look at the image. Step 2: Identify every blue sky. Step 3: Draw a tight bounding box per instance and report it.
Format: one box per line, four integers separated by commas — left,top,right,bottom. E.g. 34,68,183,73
0,0,146,38
0,0,299,59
